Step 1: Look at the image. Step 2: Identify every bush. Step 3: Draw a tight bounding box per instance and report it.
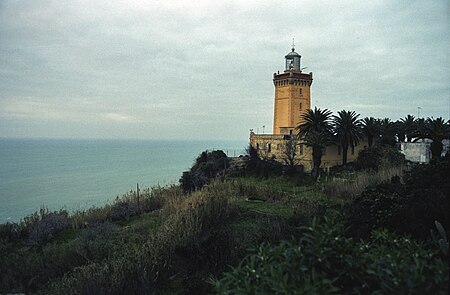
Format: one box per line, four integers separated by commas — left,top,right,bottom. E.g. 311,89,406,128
180,150,229,193
213,219,448,294
356,144,405,171
323,165,404,198
109,199,138,221
44,182,235,294
344,159,450,240
80,222,117,242
0,222,22,243
27,212,70,246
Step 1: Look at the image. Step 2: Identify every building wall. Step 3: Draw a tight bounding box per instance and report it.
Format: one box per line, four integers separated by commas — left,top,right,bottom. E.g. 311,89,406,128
400,139,450,163
250,132,367,172
273,72,312,135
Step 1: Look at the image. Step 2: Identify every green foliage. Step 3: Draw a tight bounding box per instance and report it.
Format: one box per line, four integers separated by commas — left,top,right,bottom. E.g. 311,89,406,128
180,150,228,193
297,107,333,180
109,198,139,221
430,221,449,257
41,183,235,294
245,144,259,171
332,110,362,165
213,219,448,295
356,144,405,171
378,118,397,146
2,154,449,294
414,117,450,159
361,117,379,147
26,212,70,246
345,159,450,240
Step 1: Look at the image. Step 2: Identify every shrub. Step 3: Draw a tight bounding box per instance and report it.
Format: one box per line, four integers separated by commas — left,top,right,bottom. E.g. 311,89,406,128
180,150,229,193
70,206,111,229
323,165,404,198
344,159,450,240
80,222,117,242
0,222,22,243
27,212,70,246
356,144,405,171
44,182,235,294
109,199,138,221
213,219,448,294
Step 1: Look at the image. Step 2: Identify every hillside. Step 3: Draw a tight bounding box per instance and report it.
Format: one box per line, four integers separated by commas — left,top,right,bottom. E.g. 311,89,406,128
1,153,448,294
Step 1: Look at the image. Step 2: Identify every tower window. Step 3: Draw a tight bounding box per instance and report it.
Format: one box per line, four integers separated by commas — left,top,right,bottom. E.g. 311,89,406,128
299,88,303,96
267,144,271,152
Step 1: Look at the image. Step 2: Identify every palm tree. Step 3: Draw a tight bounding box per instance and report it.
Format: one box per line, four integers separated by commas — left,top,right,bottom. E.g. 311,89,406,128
361,117,379,147
412,118,426,139
296,107,333,136
415,117,450,159
400,114,416,142
296,107,333,180
394,120,406,143
302,131,333,180
379,118,397,146
333,110,362,165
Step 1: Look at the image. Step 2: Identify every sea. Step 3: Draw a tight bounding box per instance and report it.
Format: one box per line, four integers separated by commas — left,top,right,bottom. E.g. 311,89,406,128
0,138,247,223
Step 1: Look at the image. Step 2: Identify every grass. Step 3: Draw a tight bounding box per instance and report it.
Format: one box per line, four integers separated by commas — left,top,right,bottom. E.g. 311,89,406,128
1,166,420,294
323,165,405,199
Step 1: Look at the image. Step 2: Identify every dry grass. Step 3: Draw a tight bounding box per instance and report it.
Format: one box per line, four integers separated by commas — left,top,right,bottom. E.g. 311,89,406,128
323,165,405,199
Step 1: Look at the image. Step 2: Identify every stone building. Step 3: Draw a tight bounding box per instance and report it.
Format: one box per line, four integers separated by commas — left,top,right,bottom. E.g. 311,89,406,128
250,44,366,172
400,139,450,163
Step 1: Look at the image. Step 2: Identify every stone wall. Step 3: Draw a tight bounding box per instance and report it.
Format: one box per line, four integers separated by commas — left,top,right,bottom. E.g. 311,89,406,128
249,132,367,173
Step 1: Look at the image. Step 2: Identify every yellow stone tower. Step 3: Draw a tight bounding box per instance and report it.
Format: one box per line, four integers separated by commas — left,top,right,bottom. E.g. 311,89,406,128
273,43,313,134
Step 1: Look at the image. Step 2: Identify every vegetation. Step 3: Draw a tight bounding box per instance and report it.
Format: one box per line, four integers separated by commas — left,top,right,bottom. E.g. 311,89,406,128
296,107,333,180
345,156,450,241
414,117,450,159
355,144,405,171
180,150,228,193
213,219,447,295
361,117,378,147
399,114,416,142
1,112,449,293
332,110,362,165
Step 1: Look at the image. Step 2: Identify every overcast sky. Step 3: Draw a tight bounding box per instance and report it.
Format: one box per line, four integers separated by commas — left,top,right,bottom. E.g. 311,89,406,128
0,0,448,140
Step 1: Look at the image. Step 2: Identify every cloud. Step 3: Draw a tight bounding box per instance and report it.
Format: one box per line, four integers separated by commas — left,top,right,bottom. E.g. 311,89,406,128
0,0,448,139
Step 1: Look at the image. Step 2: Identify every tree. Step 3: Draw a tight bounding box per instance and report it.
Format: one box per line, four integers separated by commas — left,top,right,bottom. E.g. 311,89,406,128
296,107,333,180
394,120,406,143
180,150,228,193
281,137,298,173
333,110,362,165
415,117,450,159
361,117,379,147
379,118,397,146
297,107,333,135
400,114,416,142
303,131,332,180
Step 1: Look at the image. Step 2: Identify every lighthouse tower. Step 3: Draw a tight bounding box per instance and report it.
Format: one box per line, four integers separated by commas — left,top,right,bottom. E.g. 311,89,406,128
272,43,313,135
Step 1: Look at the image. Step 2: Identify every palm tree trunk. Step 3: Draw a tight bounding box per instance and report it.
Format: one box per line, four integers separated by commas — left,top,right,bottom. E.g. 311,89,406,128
312,147,322,180
342,142,348,165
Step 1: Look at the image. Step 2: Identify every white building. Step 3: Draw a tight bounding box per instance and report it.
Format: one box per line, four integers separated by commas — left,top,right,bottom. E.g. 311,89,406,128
400,139,450,163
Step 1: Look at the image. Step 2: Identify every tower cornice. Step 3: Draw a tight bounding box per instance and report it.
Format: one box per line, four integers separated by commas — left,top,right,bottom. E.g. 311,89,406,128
273,71,313,86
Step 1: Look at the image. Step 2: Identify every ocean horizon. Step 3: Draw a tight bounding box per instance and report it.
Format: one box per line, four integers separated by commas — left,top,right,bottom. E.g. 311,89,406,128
0,137,247,223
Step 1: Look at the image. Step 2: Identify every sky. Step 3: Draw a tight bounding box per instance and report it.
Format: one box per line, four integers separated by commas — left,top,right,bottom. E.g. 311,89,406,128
0,0,448,141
